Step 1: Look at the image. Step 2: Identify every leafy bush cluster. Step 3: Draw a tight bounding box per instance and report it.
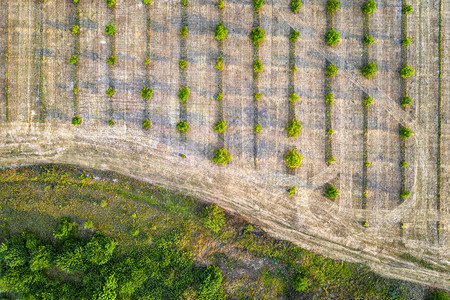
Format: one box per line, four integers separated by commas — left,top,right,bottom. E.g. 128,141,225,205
178,86,190,102
400,190,411,199
106,56,117,65
326,0,341,12
142,118,152,130
72,115,82,126
361,0,376,15
325,93,334,105
254,123,263,133
180,26,188,38
143,0,152,4
285,148,303,168
401,96,412,108
202,205,226,233
214,23,228,41
290,0,302,13
286,119,302,137
106,87,115,97
363,95,373,107
290,30,300,42
289,92,299,103
253,59,263,74
399,126,413,139
324,184,339,199
141,87,153,99
72,25,80,34
325,63,338,77
250,27,265,46
400,65,415,78
215,56,224,71
179,59,188,69
402,4,413,14
105,0,115,7
363,34,374,45
176,121,190,133
105,24,116,36
401,37,411,45
214,119,227,133
288,185,296,197
360,61,378,78
253,0,264,10
212,148,232,165
69,55,78,64
0,221,225,299
324,29,340,46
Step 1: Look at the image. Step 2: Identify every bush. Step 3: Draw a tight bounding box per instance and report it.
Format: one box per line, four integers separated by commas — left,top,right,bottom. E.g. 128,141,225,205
212,148,232,165
327,156,336,164
293,274,310,292
363,34,374,45
108,120,114,126
250,27,265,46
324,184,339,199
143,0,152,4
178,86,190,102
290,0,302,13
84,220,93,229
360,61,378,78
106,87,115,97
202,205,225,233
399,126,412,139
144,58,151,66
72,115,82,126
142,118,152,130
180,26,188,38
69,55,78,64
105,24,116,35
214,23,228,40
105,0,115,7
400,65,415,78
253,0,264,10
364,161,371,166
214,119,227,133
401,96,412,108
400,190,411,199
327,128,334,135
291,65,297,72
363,95,373,107
325,93,334,105
290,30,300,42
216,92,223,101
254,93,263,101
253,59,263,74
285,148,303,168
254,123,263,133
182,0,188,6
218,0,224,9
402,4,413,14
400,161,408,168
141,87,153,99
288,185,296,197
289,92,299,103
401,37,411,45
286,119,302,137
325,63,338,77
215,56,224,71
56,244,84,271
53,217,76,240
72,25,79,34
179,59,187,69
324,29,340,46
428,292,450,300
361,0,376,15
326,0,340,12
84,233,117,265
106,56,116,65
176,121,190,133
74,0,79,3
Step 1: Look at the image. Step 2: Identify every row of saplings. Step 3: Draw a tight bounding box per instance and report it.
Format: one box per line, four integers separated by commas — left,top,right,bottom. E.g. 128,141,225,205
0,217,226,299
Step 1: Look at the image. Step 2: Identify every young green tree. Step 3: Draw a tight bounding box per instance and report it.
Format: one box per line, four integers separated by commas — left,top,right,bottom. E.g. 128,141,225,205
402,4,413,14
218,0,224,9
69,55,78,64
142,118,152,130
180,26,188,38
399,126,413,139
214,119,227,133
253,59,263,74
363,95,373,107
290,0,302,13
176,121,190,133
56,244,84,272
212,148,232,165
53,217,76,240
202,205,226,233
250,27,266,46
290,30,300,42
289,93,299,103
401,96,412,108
253,0,264,10
293,274,310,292
215,56,224,70
214,23,228,40
325,63,338,77
84,233,118,265
178,86,190,102
285,148,303,168
105,0,115,7
288,185,296,197
324,30,340,46
361,0,376,15
29,245,53,271
326,0,341,12
325,93,334,105
363,34,374,45
72,25,80,34
141,87,153,99
360,61,378,78
401,37,411,45
400,190,411,199
72,115,82,126
400,65,415,78
106,88,115,97
286,119,303,137
254,123,263,133
105,24,116,36
106,56,117,65
179,59,188,69
197,265,225,299
324,184,339,199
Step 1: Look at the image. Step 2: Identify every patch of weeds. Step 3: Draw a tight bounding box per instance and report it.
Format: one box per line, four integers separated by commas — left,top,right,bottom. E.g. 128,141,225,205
214,119,227,133
215,56,224,71
250,27,265,46
360,61,378,78
290,0,302,13
179,59,187,69
69,55,78,64
289,93,299,103
361,0,376,15
363,34,374,45
325,63,338,77
290,30,300,42
106,88,115,97
141,87,153,99
214,23,228,40
400,65,415,78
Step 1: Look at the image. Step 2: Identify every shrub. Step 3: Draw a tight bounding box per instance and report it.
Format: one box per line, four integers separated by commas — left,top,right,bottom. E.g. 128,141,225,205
178,86,190,102
363,34,374,45
254,93,263,101
106,87,115,97
218,0,224,9
327,156,336,164
288,185,296,197
327,128,334,135
361,0,376,15
108,120,114,126
182,0,188,6
244,224,253,233
324,29,340,46
400,190,411,199
214,23,228,40
399,126,412,139
401,37,411,45
402,4,413,14
291,65,297,72
289,92,299,103
360,61,378,78
212,148,232,165
54,217,76,240
142,118,152,130
400,161,408,168
285,148,303,168
253,59,263,74
400,65,415,78
176,121,190,133
363,95,373,107
325,93,334,105
401,96,412,108
84,220,94,229
202,205,226,232
254,123,263,133
364,161,371,166
290,0,302,13
290,30,300,42
325,63,338,77
69,55,78,64
286,119,302,137
250,27,265,46
325,184,339,199
73,88,78,94
141,87,153,99
326,0,341,12
106,56,117,65
215,56,224,70
144,58,151,66
143,0,152,4
253,0,264,10
179,59,187,69
105,24,116,35
216,92,223,101
84,233,117,265
214,119,227,133
180,26,188,38
72,25,80,34
74,0,79,3
293,274,310,292
105,0,115,7
72,115,82,126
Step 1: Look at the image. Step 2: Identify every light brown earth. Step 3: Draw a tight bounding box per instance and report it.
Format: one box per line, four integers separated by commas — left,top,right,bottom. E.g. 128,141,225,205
0,0,448,290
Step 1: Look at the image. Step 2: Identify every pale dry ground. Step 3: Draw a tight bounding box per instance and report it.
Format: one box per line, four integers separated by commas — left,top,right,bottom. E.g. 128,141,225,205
0,0,448,289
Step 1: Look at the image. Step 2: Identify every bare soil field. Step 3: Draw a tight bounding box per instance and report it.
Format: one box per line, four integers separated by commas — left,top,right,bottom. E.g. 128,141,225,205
0,0,448,290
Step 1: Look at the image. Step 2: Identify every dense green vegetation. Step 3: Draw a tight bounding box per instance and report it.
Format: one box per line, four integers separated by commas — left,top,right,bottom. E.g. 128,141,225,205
360,61,378,78
324,29,340,46
105,24,116,36
326,0,340,12
212,148,232,165
285,148,303,168
324,184,339,199
176,121,190,133
214,23,228,41
325,63,338,77
361,0,376,15
290,0,302,13
286,119,303,137
71,116,82,126
142,118,152,130
363,34,374,45
250,27,265,46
